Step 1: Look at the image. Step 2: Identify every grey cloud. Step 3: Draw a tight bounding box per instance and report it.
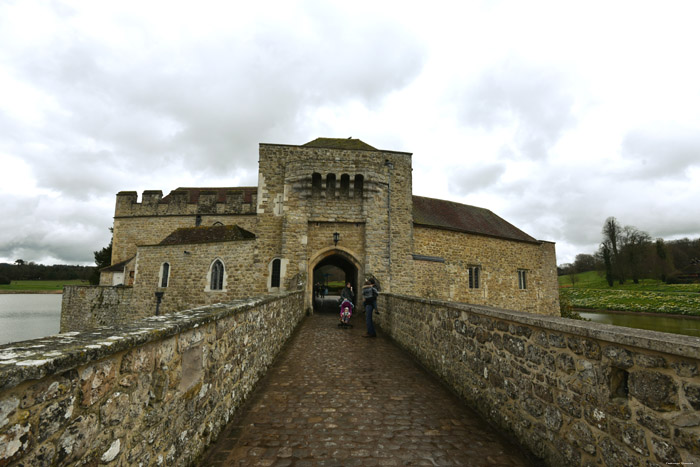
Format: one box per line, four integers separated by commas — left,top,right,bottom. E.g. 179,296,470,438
620,126,700,180
448,163,506,195
457,60,578,160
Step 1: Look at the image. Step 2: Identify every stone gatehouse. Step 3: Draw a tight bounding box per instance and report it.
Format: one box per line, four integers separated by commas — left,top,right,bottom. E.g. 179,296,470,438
63,138,559,329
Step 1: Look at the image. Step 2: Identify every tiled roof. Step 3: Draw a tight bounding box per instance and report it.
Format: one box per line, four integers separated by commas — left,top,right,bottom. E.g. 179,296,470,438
161,187,257,204
158,225,256,246
302,138,377,151
101,256,135,272
412,196,539,244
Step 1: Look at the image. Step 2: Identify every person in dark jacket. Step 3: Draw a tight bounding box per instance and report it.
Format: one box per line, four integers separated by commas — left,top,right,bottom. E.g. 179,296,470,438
340,282,354,304
361,280,379,337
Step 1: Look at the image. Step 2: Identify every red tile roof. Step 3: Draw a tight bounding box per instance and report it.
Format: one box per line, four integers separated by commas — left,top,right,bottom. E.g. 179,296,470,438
159,225,256,246
412,196,539,244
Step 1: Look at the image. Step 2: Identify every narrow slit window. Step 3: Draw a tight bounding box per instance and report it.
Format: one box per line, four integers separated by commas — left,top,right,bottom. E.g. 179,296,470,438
271,258,281,288
210,260,224,290
354,174,364,198
518,269,527,289
160,263,170,288
340,174,350,197
326,173,336,198
468,265,481,289
312,173,322,197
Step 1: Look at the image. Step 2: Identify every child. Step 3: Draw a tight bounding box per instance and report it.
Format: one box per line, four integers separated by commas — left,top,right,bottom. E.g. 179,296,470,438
339,298,353,327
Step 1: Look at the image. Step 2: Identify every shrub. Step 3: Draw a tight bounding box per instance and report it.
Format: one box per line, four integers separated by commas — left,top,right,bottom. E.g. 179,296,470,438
0,275,10,285
559,295,587,320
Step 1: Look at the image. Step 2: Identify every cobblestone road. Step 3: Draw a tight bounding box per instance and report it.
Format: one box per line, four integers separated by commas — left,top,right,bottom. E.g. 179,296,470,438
200,298,539,466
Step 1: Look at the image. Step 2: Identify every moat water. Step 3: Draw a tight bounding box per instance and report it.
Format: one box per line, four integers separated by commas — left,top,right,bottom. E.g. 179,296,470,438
1,295,698,346
0,294,62,345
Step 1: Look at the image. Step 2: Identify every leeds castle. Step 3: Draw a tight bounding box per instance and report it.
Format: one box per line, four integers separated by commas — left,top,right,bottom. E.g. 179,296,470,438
62,137,560,329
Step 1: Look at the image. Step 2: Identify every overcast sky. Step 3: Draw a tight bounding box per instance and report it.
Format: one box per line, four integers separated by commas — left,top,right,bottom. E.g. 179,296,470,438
1,0,699,267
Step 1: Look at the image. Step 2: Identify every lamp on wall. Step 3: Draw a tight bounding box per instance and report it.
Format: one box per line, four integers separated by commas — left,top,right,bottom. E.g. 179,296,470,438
333,232,340,246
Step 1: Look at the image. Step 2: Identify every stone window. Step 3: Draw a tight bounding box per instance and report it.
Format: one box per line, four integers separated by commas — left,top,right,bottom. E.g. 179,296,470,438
518,269,527,289
468,265,480,289
340,174,350,197
210,259,225,291
271,258,281,288
312,172,322,197
212,221,223,226
326,173,336,198
354,174,364,198
159,262,170,288
195,214,202,227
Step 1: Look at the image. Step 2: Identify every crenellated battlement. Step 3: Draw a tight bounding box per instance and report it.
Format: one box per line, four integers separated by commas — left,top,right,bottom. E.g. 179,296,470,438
115,187,258,217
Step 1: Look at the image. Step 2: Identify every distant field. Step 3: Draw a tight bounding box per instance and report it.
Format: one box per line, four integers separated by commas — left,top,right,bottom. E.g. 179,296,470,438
559,271,700,316
0,280,88,293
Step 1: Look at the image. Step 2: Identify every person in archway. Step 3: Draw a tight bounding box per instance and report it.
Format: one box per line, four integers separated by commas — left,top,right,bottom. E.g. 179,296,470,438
340,282,354,305
362,280,379,338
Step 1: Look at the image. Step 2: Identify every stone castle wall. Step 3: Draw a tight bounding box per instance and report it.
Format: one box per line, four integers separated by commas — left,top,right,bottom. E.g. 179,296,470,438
412,226,560,315
1,293,304,466
375,294,700,466
130,239,263,318
61,286,134,332
112,189,257,264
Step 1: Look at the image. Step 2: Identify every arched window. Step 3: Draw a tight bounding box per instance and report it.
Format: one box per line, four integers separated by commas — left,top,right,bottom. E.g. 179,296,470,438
212,221,224,226
340,174,350,197
326,174,336,198
210,259,224,290
160,263,170,288
354,174,364,198
271,258,281,288
312,173,322,197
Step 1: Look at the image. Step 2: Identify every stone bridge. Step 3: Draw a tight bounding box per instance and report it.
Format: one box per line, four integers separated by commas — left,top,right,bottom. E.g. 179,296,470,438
1,292,699,466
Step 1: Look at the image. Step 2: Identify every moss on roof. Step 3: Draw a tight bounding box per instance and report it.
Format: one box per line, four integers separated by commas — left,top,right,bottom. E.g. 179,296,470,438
302,138,377,151
159,225,256,246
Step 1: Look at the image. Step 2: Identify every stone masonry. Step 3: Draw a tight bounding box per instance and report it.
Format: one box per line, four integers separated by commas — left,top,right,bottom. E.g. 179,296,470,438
0,292,304,466
375,293,700,466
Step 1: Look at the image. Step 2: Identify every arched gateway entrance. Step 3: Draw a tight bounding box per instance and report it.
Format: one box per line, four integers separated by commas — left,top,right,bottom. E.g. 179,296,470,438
308,248,361,314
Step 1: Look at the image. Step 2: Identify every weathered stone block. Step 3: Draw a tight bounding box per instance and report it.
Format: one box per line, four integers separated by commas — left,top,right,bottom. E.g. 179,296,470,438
629,371,679,412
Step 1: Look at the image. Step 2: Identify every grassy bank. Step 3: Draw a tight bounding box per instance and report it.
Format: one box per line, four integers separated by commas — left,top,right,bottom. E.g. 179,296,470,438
559,271,700,316
0,280,88,293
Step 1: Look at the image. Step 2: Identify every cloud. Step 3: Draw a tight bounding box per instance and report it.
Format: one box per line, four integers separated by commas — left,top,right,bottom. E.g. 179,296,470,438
620,125,700,180
448,163,506,195
456,60,579,160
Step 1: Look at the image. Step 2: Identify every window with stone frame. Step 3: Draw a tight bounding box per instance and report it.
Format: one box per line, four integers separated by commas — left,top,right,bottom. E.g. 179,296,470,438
160,262,170,288
326,173,336,198
340,174,350,197
468,265,481,289
354,174,364,198
518,269,527,290
210,259,225,290
271,258,281,288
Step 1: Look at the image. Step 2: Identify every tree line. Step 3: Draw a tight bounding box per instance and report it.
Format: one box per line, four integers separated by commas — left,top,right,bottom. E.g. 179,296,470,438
558,217,700,285
0,260,95,284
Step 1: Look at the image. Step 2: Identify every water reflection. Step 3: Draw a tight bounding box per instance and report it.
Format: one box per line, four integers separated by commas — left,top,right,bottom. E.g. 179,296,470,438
0,294,62,345
579,310,700,338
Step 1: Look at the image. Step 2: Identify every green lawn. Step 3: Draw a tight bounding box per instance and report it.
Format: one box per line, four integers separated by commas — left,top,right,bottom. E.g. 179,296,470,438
0,280,88,292
559,271,700,316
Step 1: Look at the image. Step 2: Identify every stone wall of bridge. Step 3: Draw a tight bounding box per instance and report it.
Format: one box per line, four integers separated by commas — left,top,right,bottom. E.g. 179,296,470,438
0,292,304,466
375,294,700,466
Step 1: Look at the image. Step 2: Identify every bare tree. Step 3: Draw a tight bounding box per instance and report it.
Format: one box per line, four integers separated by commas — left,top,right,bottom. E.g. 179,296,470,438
602,217,625,284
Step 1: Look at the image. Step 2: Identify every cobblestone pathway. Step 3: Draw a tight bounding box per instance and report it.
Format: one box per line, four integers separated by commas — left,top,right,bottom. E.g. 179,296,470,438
200,298,538,466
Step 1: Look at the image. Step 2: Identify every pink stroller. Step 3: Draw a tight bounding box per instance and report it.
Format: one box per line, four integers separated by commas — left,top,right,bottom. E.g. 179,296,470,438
338,299,353,328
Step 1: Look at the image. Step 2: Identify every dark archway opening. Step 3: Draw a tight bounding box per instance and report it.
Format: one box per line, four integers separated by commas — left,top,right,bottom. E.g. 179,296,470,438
312,253,358,314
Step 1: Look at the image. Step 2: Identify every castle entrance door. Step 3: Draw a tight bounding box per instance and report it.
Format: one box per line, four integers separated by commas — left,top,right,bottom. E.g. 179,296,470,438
308,249,360,314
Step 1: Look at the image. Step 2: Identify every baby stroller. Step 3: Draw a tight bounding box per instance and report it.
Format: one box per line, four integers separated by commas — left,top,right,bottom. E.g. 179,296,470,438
338,299,353,328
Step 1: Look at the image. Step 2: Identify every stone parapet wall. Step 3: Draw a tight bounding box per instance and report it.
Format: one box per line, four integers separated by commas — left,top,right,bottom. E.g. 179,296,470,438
61,286,134,332
375,294,700,466
1,292,304,466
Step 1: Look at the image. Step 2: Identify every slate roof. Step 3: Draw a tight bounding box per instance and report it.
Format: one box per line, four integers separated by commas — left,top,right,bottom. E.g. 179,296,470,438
101,256,135,272
158,225,256,246
302,138,377,151
412,196,539,244
161,187,257,204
